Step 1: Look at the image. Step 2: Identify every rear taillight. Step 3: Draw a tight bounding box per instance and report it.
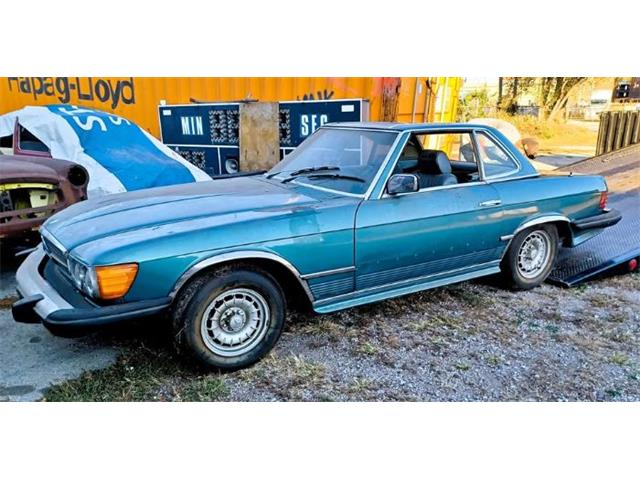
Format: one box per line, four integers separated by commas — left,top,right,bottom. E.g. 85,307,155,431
599,191,608,210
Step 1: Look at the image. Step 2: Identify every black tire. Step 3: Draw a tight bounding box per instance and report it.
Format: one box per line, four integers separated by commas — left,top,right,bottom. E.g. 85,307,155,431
172,265,286,371
501,224,559,290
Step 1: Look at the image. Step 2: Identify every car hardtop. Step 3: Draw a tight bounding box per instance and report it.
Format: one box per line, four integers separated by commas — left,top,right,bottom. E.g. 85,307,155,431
325,121,508,132
321,121,539,180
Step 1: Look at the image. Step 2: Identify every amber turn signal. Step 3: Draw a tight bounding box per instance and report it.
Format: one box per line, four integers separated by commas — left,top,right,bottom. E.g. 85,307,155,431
95,263,139,300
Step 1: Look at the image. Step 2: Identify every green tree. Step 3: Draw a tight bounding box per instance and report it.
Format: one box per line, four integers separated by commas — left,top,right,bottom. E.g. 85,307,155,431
499,77,588,120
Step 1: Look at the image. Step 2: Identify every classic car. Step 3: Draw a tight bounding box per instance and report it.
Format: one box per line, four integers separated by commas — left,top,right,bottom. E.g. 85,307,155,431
0,154,88,241
12,122,621,370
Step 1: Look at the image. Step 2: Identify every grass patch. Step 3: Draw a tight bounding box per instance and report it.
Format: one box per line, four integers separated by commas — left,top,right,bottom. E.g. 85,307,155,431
348,378,376,394
356,341,380,356
445,286,492,308
299,320,343,341
44,346,227,401
239,354,326,387
181,377,228,401
486,355,502,367
609,352,630,366
587,293,613,308
454,362,470,371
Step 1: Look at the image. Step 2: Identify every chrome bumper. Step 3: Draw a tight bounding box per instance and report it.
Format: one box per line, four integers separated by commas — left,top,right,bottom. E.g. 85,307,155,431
13,246,172,332
15,246,72,319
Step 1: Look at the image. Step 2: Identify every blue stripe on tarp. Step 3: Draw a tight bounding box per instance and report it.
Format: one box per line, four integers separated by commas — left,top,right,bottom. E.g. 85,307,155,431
47,105,195,191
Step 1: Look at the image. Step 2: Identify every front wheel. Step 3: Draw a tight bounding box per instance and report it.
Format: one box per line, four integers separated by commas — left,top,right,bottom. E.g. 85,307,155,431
172,266,286,371
501,224,558,290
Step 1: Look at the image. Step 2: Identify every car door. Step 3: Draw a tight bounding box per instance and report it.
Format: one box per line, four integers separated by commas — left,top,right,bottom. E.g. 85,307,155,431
353,131,505,291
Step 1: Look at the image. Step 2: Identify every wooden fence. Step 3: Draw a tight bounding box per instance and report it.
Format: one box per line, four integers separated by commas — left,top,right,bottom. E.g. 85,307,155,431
596,111,640,155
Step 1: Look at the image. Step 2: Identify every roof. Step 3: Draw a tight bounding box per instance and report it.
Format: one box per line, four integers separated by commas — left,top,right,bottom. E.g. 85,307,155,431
326,121,494,132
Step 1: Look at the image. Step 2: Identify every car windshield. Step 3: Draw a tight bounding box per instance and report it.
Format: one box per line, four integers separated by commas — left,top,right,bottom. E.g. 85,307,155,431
267,128,398,195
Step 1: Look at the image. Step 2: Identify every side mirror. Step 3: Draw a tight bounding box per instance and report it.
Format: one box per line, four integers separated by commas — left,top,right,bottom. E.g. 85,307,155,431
387,174,419,195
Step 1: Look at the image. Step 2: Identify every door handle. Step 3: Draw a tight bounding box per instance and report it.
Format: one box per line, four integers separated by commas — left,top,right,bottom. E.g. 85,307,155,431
479,199,502,207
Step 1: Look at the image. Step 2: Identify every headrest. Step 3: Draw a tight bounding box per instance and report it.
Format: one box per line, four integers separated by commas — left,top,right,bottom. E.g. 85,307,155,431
418,150,451,174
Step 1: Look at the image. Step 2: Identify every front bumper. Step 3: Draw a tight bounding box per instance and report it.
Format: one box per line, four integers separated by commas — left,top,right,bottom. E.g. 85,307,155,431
12,247,171,333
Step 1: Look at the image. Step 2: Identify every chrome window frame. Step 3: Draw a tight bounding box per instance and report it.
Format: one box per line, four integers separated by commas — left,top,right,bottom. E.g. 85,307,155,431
472,129,522,181
373,126,490,200
269,126,403,199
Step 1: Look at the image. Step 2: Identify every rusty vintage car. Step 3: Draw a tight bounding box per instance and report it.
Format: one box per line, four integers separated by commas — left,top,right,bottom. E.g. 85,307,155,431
0,154,88,241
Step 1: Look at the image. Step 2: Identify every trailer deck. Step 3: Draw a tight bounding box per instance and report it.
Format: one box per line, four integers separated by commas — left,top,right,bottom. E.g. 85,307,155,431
549,144,640,286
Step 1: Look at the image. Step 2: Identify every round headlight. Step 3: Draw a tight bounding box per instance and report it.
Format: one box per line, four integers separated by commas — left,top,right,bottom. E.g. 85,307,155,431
67,257,88,291
82,269,99,298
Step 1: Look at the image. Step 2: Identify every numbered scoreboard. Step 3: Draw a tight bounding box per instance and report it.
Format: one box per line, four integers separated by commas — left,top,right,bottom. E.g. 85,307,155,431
158,99,369,176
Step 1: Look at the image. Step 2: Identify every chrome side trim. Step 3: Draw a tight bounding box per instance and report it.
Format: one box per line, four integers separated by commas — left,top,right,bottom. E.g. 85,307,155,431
487,173,539,184
498,214,571,260
16,247,72,318
381,180,487,198
169,250,315,303
300,266,356,280
314,259,500,307
514,215,570,235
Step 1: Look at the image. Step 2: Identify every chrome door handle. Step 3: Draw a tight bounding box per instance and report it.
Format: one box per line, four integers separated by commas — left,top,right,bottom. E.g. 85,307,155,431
479,199,502,207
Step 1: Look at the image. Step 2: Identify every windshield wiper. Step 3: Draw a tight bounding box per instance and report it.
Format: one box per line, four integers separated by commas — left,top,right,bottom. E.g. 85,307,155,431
280,166,341,183
305,173,365,183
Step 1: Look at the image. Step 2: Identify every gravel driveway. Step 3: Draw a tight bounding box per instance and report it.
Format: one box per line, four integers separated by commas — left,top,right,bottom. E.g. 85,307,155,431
40,271,640,402
224,273,640,401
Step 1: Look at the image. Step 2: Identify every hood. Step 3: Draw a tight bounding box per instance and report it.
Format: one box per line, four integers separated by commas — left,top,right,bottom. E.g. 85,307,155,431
0,156,65,183
44,175,335,252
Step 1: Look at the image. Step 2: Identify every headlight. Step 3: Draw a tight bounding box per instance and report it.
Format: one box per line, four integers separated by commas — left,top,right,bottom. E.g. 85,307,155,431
67,256,99,298
67,257,137,300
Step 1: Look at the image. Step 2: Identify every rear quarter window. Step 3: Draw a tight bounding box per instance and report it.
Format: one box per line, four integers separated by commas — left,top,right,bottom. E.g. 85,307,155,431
475,132,519,178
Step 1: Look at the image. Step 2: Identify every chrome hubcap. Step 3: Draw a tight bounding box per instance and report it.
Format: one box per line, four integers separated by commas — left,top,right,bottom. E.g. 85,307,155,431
517,230,552,279
200,288,270,357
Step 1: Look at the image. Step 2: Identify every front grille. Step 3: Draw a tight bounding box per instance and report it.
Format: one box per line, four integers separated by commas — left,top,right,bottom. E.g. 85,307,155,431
41,231,67,267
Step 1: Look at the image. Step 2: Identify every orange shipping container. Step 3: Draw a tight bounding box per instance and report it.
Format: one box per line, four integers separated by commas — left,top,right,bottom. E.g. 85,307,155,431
0,77,462,138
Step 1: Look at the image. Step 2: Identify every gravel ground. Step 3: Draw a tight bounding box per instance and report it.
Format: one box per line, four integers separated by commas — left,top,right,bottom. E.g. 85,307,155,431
5,250,639,402
43,271,638,402
222,273,640,401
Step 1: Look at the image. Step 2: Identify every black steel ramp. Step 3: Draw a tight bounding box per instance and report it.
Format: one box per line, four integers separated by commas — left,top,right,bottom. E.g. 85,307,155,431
548,191,639,287
547,144,640,287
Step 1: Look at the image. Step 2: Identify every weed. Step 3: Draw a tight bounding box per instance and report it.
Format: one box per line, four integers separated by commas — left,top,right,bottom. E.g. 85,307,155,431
357,341,380,356
609,352,629,366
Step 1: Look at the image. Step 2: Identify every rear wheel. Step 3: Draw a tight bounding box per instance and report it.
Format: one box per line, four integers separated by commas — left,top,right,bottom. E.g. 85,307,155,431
501,224,558,290
172,266,286,371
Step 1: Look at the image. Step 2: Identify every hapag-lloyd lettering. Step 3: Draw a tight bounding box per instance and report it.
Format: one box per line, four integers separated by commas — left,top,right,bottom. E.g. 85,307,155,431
7,77,135,109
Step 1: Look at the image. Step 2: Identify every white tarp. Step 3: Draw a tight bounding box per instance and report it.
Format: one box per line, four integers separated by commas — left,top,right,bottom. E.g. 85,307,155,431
0,105,210,197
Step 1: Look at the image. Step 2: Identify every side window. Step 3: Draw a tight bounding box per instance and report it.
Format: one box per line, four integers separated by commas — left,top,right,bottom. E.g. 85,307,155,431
18,125,50,154
475,132,518,178
417,132,477,163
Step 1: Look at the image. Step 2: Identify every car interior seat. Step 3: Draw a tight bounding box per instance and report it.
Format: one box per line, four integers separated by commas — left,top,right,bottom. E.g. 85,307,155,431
415,150,458,188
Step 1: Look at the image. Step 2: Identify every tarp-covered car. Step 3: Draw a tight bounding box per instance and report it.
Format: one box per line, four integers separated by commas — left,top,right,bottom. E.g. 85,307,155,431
0,105,211,197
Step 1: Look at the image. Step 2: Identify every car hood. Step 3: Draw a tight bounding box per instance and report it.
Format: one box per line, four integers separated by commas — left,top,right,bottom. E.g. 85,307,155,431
0,156,64,183
43,175,333,252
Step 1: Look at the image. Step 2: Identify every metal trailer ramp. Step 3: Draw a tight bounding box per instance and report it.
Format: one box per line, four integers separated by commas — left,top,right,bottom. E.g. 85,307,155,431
548,145,640,287
549,191,639,286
